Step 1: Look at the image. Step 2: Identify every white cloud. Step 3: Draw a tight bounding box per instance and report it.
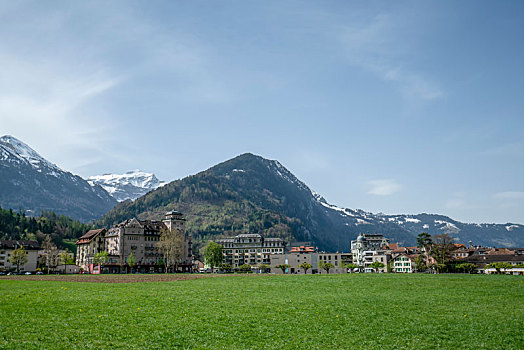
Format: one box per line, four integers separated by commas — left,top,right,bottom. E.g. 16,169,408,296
367,179,401,196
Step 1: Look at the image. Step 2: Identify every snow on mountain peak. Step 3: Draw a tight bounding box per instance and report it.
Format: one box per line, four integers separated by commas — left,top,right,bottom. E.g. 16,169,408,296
0,135,61,172
87,170,166,202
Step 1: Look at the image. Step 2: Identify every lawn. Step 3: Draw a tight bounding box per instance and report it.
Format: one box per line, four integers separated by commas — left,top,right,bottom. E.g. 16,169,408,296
0,274,522,349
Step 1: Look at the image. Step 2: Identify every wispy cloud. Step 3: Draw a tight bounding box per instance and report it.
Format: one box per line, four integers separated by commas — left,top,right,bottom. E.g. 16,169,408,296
367,179,401,196
494,192,524,200
0,2,222,174
339,12,442,100
0,50,122,168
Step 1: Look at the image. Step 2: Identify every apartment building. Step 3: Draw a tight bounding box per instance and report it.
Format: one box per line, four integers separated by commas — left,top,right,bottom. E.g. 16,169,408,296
270,251,352,274
0,240,40,272
76,211,192,273
75,229,106,271
351,234,390,266
216,233,285,268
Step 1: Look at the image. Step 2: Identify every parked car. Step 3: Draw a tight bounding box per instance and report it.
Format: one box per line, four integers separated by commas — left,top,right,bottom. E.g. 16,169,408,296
25,271,32,275
0,272,6,276
36,271,44,275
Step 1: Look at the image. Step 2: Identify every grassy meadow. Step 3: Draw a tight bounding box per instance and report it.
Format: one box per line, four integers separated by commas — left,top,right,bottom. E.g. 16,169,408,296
0,274,523,349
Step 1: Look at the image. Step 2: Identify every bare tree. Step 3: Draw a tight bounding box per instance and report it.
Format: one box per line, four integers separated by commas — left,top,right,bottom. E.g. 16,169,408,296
430,234,457,265
42,235,60,274
157,227,184,273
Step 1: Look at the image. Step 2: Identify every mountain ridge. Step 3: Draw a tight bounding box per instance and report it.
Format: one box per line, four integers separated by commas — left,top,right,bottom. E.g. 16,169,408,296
99,153,524,251
0,135,117,222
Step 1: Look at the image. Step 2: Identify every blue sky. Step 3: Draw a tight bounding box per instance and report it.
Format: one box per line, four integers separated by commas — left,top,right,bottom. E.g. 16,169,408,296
1,1,523,224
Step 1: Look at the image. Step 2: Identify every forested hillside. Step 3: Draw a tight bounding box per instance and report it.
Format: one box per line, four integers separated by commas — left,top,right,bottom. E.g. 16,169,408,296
100,153,524,252
0,206,94,249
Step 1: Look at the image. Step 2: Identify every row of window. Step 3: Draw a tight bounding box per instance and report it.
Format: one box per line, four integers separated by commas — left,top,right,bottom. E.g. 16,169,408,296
221,242,284,248
394,263,411,267
319,255,339,260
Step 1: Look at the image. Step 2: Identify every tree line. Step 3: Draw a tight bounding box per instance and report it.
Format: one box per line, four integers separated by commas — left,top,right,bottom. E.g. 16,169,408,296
0,206,94,249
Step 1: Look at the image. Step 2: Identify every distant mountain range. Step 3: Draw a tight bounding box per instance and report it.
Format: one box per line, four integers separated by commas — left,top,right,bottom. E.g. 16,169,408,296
0,135,117,221
99,153,524,251
1,136,522,249
87,170,166,202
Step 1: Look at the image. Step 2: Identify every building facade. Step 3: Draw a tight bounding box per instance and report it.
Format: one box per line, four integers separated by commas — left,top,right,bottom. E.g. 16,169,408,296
0,240,40,272
75,229,107,272
392,253,416,273
76,211,192,273
270,252,352,274
216,233,285,268
351,234,390,266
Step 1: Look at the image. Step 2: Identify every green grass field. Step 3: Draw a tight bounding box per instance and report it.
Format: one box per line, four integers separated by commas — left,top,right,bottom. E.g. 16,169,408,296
1,274,523,349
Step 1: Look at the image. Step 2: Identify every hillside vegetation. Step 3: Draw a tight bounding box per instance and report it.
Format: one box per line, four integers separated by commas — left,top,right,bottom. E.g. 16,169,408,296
0,206,94,249
98,155,311,253
99,153,524,253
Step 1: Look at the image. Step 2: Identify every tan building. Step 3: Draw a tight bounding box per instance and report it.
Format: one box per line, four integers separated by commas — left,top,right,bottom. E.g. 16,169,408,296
75,228,106,271
216,233,285,268
76,211,192,273
0,240,40,272
370,253,388,273
270,252,352,274
318,252,352,273
271,252,318,274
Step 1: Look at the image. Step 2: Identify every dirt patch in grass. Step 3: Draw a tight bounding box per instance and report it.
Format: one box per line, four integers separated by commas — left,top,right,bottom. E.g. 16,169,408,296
0,273,223,283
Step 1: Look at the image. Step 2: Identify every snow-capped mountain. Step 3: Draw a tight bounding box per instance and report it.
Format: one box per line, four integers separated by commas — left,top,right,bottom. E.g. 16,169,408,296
88,170,166,202
0,135,62,175
0,135,117,221
310,193,524,248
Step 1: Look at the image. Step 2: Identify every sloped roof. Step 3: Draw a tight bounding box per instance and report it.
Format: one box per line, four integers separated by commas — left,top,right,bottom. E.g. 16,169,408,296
76,229,106,244
237,233,262,238
0,239,40,250
487,248,515,255
464,254,524,264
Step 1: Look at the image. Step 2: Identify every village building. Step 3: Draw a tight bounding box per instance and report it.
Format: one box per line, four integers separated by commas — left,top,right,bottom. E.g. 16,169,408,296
369,253,388,273
451,244,470,259
462,252,524,269
351,234,390,266
216,233,285,268
270,251,352,274
271,252,318,274
392,253,417,273
38,248,75,273
318,252,352,273
76,211,192,273
0,239,40,272
75,229,107,273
